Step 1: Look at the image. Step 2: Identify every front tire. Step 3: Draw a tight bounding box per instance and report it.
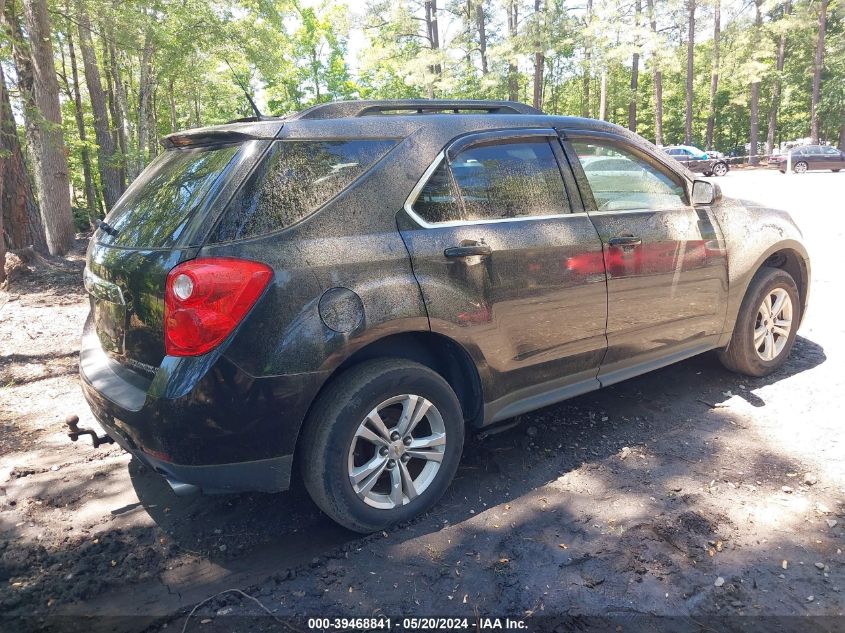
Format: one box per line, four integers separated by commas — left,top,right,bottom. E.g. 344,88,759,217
718,267,800,377
300,359,464,533
712,162,729,177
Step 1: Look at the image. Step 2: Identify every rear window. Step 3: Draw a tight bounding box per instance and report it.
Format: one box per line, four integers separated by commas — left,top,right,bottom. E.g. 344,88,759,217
98,146,240,248
412,138,570,224
210,139,396,242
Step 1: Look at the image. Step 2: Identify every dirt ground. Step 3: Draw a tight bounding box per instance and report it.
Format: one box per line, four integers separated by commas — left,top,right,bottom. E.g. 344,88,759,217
1,169,843,632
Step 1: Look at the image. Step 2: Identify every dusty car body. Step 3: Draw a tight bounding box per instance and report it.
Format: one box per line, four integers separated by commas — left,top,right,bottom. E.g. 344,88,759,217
79,100,810,531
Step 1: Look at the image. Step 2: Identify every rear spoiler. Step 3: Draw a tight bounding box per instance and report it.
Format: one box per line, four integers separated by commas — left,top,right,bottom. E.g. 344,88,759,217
162,120,283,149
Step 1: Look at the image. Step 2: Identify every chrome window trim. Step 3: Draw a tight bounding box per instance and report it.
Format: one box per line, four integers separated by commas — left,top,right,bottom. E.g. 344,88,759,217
403,145,582,229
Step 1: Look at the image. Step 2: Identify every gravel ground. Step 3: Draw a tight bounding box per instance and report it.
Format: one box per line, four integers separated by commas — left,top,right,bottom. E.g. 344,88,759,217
0,169,843,632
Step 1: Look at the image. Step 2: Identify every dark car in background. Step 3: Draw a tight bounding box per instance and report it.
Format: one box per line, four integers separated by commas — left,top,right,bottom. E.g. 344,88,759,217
79,99,810,533
663,145,729,177
770,144,845,173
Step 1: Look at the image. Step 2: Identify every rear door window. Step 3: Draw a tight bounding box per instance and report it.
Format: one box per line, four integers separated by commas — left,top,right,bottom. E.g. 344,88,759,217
210,139,396,242
412,138,570,224
99,146,240,248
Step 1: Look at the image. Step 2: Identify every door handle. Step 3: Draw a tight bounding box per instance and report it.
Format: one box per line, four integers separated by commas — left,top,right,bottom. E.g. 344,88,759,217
608,235,642,247
444,243,493,258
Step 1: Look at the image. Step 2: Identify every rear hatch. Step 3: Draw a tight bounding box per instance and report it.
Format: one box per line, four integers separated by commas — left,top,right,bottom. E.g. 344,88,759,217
84,124,277,374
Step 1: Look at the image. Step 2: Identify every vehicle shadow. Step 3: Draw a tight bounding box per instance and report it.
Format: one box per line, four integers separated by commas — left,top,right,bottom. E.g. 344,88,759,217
122,335,826,595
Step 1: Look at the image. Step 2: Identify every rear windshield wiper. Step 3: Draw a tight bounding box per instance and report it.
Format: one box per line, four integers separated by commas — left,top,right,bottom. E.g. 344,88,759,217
97,220,119,237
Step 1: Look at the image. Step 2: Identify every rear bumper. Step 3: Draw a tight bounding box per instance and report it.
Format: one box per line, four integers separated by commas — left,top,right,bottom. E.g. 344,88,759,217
82,402,293,493
79,318,326,493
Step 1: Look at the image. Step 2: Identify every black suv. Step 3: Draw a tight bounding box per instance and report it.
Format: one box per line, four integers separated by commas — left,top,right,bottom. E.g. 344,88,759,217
80,100,810,532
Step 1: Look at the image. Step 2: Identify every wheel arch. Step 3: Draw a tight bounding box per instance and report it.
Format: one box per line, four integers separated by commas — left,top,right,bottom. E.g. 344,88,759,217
292,331,484,472
722,239,810,347
762,247,809,325
326,331,484,425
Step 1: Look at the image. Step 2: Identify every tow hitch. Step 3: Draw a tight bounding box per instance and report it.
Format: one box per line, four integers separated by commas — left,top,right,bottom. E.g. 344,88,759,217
65,415,114,449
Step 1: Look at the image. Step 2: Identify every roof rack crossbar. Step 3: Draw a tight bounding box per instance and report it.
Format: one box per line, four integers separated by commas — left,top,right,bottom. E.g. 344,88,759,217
293,99,542,120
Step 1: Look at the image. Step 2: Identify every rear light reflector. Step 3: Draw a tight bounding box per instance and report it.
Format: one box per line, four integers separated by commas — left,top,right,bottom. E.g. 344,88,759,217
164,258,272,357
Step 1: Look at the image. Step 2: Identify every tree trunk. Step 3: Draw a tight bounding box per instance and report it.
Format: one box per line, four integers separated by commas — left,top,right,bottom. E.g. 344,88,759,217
685,0,695,145
431,0,441,75
63,16,98,227
582,0,592,117
22,0,75,254
532,0,545,110
310,47,321,102
169,77,178,132
104,22,127,190
749,0,762,166
507,0,519,101
839,111,844,148
424,1,433,76
0,37,5,281
137,29,154,174
705,0,720,149
0,56,5,281
1,59,47,255
810,0,827,144
148,86,157,159
628,0,641,132
599,69,607,120
424,1,442,77
476,1,488,75
76,0,120,210
0,185,5,284
646,0,663,145
767,1,790,157
3,0,41,200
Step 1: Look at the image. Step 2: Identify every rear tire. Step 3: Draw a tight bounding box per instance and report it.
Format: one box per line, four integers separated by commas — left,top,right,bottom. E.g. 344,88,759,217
300,359,464,533
794,161,808,174
718,267,800,377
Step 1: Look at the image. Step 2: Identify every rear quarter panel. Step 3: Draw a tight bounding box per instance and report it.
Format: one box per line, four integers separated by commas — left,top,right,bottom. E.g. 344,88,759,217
199,133,434,378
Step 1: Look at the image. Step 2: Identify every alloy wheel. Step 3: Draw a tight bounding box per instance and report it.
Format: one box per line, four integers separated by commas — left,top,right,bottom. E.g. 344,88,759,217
713,162,728,177
794,162,808,174
347,394,446,509
754,288,793,361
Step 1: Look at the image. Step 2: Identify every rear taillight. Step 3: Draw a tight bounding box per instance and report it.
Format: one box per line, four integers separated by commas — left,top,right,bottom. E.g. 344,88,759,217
164,258,272,357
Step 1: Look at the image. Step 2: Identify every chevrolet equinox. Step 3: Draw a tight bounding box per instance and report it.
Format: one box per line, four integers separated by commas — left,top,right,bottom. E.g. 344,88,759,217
80,99,811,532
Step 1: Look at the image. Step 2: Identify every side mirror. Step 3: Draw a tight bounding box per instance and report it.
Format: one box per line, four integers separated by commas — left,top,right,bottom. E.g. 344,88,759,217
692,179,721,205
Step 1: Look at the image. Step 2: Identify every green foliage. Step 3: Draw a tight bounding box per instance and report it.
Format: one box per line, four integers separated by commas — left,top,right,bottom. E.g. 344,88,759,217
2,0,843,220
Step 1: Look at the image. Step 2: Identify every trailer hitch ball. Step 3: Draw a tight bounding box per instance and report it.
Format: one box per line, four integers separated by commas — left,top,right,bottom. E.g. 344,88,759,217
65,415,115,449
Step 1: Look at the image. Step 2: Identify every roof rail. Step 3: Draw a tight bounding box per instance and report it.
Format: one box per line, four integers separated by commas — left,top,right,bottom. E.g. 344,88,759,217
292,99,543,120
